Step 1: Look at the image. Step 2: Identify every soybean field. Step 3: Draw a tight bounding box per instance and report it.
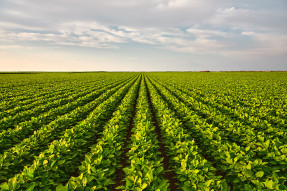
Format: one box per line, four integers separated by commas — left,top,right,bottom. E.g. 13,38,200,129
0,72,286,191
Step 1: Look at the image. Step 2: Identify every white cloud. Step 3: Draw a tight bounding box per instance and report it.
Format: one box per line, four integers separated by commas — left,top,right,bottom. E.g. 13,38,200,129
163,37,229,54
0,0,286,70
240,31,287,55
187,28,226,38
156,0,190,9
0,45,23,49
210,6,287,32
216,31,287,60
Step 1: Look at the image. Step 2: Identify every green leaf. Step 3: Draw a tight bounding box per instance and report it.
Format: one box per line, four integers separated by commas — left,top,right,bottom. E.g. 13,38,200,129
244,169,254,178
87,164,91,174
182,184,193,191
181,160,187,170
56,184,68,191
141,183,148,189
264,140,270,148
26,182,36,191
26,170,34,180
116,186,125,190
255,171,264,178
52,165,58,171
253,159,259,166
82,176,87,187
204,180,213,187
264,180,273,189
233,157,239,164
43,160,48,165
91,166,97,173
226,158,233,164
173,157,180,161
0,183,9,191
58,160,65,165
193,169,199,174
158,179,168,189
244,184,253,190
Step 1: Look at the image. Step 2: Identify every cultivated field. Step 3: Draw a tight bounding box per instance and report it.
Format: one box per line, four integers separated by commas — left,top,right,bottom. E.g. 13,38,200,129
0,72,286,190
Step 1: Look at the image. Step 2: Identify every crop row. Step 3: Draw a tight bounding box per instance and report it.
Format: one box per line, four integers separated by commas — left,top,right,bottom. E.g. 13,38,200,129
0,75,132,122
151,77,287,164
147,75,286,190
0,75,137,183
0,77,109,119
148,73,286,128
117,77,168,190
0,75,140,190
0,73,109,101
0,75,136,153
0,76,102,108
0,72,285,191
0,73,133,111
63,74,141,190
145,76,227,190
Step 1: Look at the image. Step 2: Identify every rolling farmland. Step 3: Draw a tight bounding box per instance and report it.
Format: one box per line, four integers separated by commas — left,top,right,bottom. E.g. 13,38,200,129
0,72,286,190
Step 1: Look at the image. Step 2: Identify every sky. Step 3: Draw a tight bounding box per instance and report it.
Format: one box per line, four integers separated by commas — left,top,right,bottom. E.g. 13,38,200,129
0,0,287,71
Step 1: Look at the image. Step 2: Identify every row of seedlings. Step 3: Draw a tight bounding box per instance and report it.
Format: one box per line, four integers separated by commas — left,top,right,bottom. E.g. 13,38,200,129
59,75,141,190
0,76,138,182
151,76,287,168
0,76,140,190
117,78,168,190
149,75,287,183
0,76,104,112
0,72,115,103
147,76,286,190
164,78,286,168
0,75,136,152
145,76,227,190
155,76,286,139
0,75,112,119
0,75,133,132
149,74,286,129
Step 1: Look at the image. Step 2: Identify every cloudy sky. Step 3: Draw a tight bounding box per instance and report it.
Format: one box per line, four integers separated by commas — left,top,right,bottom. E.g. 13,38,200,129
0,0,286,71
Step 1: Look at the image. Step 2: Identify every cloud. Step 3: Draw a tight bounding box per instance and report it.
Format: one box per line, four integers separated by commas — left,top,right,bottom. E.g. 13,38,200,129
0,0,229,28
0,45,23,49
0,21,128,48
210,6,287,32
161,37,229,54
156,0,190,9
236,31,287,57
0,0,286,71
186,28,226,38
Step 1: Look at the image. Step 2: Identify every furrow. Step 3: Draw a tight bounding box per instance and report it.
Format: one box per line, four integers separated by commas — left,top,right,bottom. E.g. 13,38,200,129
146,75,286,190
149,75,287,177
0,76,136,152
144,76,178,191
0,76,132,132
145,75,228,190
0,75,139,190
63,75,141,190
0,76,137,182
